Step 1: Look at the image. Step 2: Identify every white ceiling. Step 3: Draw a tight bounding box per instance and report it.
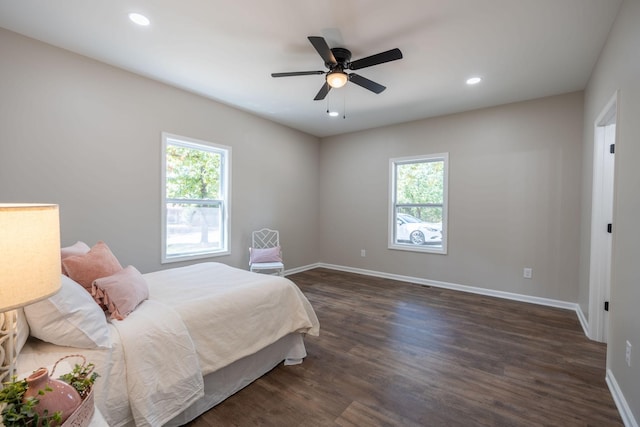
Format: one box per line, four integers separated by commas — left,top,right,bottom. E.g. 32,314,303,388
0,0,622,138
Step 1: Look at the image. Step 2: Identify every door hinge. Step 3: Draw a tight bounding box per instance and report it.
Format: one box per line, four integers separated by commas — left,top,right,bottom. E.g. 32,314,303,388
607,223,613,233
604,301,609,311
610,143,615,154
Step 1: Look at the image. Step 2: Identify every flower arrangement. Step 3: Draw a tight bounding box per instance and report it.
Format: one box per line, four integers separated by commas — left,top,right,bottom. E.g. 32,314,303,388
0,356,98,427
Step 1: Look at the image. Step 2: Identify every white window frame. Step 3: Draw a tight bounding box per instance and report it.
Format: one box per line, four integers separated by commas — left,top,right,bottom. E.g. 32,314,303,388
161,132,231,263
389,153,448,254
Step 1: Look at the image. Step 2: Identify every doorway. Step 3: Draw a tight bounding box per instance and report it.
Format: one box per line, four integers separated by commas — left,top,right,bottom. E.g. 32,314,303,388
588,91,617,343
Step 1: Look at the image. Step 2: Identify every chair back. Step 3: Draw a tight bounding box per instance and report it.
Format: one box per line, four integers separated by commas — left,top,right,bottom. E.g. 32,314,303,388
252,228,280,250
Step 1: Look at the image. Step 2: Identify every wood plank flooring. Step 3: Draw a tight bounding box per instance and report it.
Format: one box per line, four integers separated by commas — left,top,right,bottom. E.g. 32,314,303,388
185,268,622,426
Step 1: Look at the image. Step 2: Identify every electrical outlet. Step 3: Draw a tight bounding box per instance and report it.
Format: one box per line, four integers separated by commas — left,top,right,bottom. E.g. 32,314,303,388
361,249,366,257
626,341,632,367
523,268,533,279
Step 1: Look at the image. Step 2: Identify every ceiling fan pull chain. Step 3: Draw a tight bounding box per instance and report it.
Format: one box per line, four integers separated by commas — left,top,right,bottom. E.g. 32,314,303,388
343,88,347,119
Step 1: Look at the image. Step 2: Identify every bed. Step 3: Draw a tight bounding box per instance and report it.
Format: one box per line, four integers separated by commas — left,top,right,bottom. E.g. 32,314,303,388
15,261,320,427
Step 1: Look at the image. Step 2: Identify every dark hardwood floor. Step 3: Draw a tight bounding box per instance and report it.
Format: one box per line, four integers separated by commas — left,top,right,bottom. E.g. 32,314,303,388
185,268,622,426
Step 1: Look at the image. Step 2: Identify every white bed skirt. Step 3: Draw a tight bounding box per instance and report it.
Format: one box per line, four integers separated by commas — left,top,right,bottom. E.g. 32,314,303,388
165,333,306,426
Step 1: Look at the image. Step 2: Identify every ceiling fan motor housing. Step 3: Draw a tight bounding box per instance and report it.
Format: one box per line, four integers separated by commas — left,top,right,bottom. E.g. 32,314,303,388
328,47,352,69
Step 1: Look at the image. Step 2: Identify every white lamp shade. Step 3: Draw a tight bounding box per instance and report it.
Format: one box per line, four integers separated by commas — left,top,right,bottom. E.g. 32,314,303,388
0,204,61,311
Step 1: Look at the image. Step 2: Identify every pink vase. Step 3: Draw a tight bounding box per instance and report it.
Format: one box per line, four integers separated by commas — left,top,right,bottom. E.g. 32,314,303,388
23,367,82,425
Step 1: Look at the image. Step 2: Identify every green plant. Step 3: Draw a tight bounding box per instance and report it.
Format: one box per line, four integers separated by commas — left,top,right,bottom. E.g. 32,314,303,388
58,363,99,400
0,361,99,426
0,376,62,427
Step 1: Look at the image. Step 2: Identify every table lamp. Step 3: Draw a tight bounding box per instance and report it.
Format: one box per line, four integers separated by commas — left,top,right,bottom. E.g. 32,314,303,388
0,204,61,383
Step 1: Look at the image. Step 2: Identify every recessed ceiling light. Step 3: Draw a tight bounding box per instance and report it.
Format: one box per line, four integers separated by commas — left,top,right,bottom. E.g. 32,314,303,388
328,111,339,117
129,13,150,26
466,77,482,85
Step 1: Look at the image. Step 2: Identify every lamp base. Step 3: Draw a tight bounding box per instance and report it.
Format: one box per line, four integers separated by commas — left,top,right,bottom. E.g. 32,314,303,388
0,310,18,384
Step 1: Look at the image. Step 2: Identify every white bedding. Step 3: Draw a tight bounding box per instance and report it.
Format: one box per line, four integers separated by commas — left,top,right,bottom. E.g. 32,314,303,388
19,262,320,427
145,262,320,375
111,300,204,426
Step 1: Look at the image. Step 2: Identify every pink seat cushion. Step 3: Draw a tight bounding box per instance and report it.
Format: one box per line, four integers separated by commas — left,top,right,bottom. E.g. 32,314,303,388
250,246,282,263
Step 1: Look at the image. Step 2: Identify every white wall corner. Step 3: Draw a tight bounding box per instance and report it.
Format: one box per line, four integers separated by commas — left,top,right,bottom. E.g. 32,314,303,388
575,304,590,337
606,369,639,427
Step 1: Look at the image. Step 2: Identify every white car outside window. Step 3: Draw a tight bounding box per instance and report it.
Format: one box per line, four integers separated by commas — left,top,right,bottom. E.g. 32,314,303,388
396,213,442,245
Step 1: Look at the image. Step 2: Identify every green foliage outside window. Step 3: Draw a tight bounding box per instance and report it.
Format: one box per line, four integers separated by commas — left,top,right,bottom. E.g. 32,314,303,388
166,145,221,200
396,160,444,223
165,144,223,247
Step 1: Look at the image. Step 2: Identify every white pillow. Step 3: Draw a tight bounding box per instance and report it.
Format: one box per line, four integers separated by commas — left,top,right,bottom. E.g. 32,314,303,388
24,275,112,349
16,308,30,354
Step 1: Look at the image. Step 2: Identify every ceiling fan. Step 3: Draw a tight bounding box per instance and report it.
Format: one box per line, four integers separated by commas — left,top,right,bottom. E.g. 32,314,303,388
271,36,403,101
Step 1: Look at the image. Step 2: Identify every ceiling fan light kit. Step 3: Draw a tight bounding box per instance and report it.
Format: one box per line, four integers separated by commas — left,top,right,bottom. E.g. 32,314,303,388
271,36,403,101
327,70,348,88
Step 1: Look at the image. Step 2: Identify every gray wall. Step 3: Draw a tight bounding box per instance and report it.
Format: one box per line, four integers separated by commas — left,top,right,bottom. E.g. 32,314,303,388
0,28,320,273
3,17,637,419
580,0,640,419
319,92,584,302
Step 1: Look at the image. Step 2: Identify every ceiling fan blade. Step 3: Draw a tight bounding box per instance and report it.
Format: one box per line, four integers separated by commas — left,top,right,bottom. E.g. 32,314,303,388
271,71,325,78
349,48,403,70
349,74,386,94
308,36,337,66
313,82,331,101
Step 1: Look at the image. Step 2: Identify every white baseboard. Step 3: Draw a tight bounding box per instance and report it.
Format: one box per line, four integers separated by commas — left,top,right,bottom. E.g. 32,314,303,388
288,264,590,337
575,304,590,337
606,369,639,427
291,263,591,330
283,263,322,276
317,262,580,311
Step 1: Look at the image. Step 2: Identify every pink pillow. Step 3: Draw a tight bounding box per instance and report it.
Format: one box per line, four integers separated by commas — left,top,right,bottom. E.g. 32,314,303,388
91,266,149,320
250,246,282,263
62,241,123,290
60,241,90,276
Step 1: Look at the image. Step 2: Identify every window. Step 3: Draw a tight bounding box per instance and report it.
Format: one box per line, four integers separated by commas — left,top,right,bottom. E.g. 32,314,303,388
161,133,231,263
389,153,448,254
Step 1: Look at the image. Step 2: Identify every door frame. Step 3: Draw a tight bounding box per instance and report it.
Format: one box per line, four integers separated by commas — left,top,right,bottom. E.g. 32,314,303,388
588,91,618,343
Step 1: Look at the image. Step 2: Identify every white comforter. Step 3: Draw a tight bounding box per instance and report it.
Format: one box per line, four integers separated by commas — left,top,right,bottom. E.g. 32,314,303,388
111,301,204,427
145,262,320,375
114,262,319,426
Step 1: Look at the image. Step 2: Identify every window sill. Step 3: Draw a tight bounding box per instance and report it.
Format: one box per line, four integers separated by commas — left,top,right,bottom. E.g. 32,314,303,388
388,243,447,255
161,250,230,264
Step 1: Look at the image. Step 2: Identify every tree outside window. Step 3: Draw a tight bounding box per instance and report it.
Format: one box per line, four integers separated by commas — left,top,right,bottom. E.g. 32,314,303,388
389,153,448,254
162,133,230,262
